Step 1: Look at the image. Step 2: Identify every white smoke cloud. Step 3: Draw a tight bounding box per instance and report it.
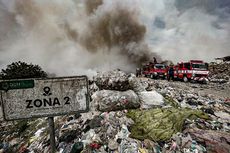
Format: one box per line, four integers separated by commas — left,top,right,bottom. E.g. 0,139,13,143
0,0,229,77
139,0,230,63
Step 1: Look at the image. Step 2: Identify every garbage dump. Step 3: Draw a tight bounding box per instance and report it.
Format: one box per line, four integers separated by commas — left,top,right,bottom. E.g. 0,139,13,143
0,69,230,153
186,128,230,153
93,70,131,91
91,90,140,111
92,70,165,109
209,61,230,83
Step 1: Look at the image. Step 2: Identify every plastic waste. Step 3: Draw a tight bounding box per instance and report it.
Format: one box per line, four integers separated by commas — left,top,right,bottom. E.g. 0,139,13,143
92,90,140,111
116,124,130,140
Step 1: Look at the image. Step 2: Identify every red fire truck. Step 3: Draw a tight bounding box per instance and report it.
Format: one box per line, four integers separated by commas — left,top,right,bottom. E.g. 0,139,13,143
173,60,209,82
138,63,167,79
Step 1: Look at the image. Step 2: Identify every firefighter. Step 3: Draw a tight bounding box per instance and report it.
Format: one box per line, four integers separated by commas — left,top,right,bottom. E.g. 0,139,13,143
168,65,174,81
136,68,141,77
153,57,157,64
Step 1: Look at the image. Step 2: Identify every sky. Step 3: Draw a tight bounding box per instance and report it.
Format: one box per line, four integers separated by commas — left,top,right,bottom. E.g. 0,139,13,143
0,0,229,76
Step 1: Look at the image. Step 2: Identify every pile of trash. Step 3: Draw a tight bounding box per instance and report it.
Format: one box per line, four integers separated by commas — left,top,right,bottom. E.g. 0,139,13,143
0,70,230,153
91,90,140,111
91,70,165,110
209,61,230,83
93,70,131,91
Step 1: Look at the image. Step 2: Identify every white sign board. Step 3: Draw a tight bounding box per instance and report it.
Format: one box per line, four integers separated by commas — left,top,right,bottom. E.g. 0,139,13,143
0,76,89,120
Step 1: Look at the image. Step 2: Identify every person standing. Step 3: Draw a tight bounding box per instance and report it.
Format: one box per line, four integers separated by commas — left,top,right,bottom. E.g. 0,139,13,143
153,57,157,64
168,65,174,81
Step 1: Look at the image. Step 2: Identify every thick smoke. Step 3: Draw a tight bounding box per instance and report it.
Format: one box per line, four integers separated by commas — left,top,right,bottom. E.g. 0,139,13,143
81,1,151,64
0,0,229,76
85,0,103,14
0,0,155,76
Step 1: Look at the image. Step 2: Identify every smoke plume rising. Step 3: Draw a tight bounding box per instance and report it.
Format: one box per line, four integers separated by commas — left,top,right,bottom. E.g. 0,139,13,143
0,0,229,76
81,1,151,64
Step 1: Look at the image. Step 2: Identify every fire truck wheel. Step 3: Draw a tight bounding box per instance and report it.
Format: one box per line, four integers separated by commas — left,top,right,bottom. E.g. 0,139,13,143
183,76,188,82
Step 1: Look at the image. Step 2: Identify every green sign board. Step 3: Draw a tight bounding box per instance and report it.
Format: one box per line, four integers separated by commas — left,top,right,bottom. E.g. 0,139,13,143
0,80,34,91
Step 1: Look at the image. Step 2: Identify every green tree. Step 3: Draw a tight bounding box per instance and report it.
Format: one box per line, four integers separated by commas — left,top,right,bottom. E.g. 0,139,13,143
0,61,47,139
0,61,47,79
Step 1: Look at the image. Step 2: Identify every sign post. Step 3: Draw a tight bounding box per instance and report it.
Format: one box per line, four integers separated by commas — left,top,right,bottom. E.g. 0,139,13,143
0,76,89,152
48,117,56,153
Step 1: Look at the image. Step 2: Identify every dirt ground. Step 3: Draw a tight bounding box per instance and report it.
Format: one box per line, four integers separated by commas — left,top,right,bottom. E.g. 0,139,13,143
168,80,230,99
140,77,230,100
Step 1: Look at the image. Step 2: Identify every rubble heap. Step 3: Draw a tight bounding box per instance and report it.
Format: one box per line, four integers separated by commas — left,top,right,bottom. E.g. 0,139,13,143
93,70,131,91
209,61,230,83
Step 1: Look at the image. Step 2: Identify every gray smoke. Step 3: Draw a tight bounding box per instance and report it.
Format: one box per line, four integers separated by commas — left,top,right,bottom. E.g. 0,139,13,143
141,0,230,62
0,0,229,76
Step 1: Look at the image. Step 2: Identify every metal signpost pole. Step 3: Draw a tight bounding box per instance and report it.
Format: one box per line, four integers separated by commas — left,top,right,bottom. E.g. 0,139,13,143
48,117,56,153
